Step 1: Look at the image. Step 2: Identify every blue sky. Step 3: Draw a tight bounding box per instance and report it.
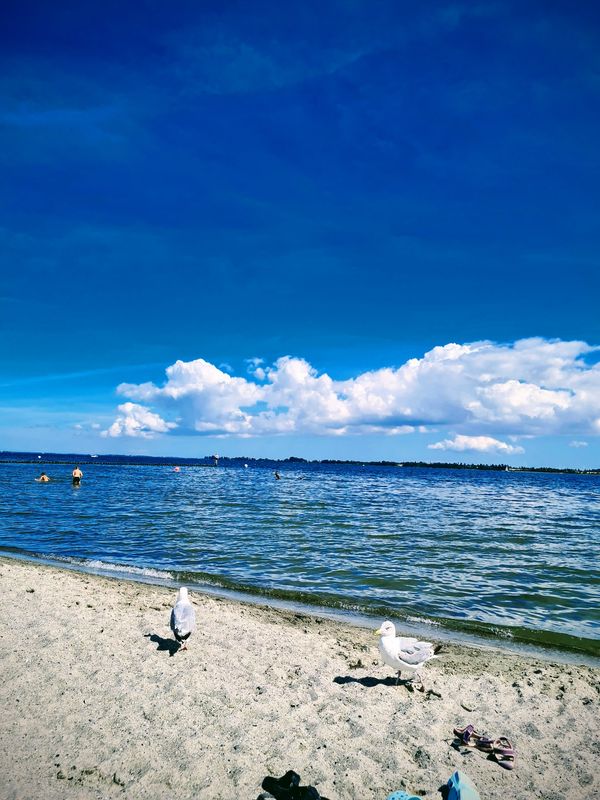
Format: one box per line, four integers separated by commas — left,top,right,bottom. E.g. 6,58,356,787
1,1,599,466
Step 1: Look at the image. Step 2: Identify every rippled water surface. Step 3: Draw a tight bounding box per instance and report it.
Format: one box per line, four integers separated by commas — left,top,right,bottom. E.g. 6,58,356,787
1,463,598,654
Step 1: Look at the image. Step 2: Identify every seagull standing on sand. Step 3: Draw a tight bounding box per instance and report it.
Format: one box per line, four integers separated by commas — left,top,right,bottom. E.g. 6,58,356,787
170,587,196,651
375,620,441,691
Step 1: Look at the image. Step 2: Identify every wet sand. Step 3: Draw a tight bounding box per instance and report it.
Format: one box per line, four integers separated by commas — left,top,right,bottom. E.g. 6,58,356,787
1,557,598,799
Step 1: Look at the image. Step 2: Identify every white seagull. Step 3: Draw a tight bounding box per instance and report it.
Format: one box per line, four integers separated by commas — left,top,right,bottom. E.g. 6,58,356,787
170,587,196,651
375,620,442,690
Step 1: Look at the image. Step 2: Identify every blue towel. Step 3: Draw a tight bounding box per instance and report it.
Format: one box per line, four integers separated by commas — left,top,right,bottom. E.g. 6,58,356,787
386,792,422,800
446,770,481,800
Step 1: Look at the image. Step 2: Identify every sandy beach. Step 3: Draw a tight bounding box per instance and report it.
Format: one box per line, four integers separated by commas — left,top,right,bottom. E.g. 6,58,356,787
1,557,598,800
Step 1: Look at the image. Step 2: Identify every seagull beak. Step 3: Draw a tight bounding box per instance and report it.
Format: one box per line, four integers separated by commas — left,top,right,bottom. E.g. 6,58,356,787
374,628,381,635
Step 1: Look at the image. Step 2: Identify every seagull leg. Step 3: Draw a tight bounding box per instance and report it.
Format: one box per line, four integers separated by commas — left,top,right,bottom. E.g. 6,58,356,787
411,673,425,692
395,670,401,685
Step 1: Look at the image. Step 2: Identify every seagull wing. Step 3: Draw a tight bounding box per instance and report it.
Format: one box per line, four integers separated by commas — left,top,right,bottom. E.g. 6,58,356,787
170,601,196,638
394,637,435,665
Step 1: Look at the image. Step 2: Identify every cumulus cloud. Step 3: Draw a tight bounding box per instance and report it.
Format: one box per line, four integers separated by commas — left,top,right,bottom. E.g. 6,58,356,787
102,402,177,438
569,440,588,448
428,434,524,455
102,338,600,440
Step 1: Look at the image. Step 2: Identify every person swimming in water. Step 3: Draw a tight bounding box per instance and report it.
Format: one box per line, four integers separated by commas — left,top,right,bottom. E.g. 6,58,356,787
72,465,83,486
36,472,50,482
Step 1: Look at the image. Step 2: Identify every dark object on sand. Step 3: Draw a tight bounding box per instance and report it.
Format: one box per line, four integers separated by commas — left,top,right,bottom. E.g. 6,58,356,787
261,770,330,800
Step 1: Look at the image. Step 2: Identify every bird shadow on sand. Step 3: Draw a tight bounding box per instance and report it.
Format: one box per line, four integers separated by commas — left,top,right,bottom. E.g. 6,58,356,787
145,633,180,657
334,675,406,688
334,676,439,696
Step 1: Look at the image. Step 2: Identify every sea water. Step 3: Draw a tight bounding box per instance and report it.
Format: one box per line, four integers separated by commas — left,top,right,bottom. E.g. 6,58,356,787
1,462,598,658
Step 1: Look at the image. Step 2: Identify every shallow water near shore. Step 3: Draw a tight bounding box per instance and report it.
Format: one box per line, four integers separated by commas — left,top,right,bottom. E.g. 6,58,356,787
1,461,598,658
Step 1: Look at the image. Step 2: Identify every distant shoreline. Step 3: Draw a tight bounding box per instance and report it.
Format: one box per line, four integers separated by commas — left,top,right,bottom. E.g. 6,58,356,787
1,450,598,475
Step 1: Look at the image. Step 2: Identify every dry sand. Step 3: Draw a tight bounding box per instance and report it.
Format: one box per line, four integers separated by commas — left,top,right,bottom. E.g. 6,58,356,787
1,557,598,800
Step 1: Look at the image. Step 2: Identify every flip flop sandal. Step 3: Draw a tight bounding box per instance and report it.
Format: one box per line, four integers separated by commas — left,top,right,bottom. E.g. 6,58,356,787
453,724,486,747
261,773,329,800
492,737,516,770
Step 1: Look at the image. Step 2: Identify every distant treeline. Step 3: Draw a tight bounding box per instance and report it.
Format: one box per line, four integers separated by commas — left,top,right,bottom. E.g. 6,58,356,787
396,461,599,475
0,451,216,467
311,458,599,474
0,451,598,475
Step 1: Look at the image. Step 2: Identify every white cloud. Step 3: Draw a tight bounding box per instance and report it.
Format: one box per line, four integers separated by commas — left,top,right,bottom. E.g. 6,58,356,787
428,434,524,455
245,357,266,381
569,440,588,448
102,338,600,440
74,421,102,434
102,402,177,439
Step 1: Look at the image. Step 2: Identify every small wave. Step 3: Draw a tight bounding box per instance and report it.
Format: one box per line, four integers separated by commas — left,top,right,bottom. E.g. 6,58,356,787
406,615,441,626
84,559,173,580
489,627,515,639
39,553,173,580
